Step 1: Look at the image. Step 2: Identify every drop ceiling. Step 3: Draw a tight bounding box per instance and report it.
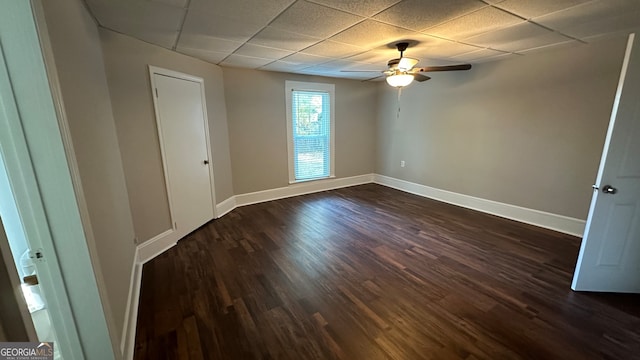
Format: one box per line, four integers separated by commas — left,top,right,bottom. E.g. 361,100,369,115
85,0,640,80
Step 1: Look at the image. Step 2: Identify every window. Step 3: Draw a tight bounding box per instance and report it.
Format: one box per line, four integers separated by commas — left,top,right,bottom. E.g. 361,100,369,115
285,81,335,183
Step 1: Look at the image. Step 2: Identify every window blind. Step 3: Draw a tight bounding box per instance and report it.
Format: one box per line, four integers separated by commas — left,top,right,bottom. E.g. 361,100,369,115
291,90,331,180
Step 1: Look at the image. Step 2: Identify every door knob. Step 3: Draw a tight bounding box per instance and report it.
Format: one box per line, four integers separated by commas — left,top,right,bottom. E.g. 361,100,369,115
602,185,617,194
203,160,209,165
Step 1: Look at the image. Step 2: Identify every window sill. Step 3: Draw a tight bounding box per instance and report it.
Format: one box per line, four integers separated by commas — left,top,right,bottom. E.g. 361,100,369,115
289,175,335,185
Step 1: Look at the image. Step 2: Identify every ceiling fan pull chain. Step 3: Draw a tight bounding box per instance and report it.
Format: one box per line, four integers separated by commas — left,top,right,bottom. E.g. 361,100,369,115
397,87,402,120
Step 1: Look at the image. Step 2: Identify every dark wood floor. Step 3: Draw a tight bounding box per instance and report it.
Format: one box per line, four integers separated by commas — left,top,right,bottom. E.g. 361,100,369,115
134,184,640,359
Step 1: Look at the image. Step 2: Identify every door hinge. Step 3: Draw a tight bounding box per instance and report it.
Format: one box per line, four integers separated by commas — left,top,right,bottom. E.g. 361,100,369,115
174,222,177,229
28,248,46,263
155,88,158,97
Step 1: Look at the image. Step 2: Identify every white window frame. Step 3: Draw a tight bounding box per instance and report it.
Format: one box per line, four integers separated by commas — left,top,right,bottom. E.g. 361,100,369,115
285,80,335,183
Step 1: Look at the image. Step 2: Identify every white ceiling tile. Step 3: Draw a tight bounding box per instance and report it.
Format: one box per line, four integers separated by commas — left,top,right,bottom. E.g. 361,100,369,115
308,0,402,17
322,59,383,71
188,0,295,26
347,49,398,64
410,41,485,59
178,34,243,53
465,22,574,52
473,52,517,63
581,31,633,43
330,20,419,48
89,0,185,31
449,48,509,61
403,33,446,47
534,0,640,39
128,29,179,49
494,0,593,19
550,13,640,39
181,11,264,44
248,26,322,52
300,67,377,79
518,40,583,54
281,52,332,66
364,34,483,59
87,0,184,48
425,7,524,40
269,0,364,38
221,54,274,68
259,60,315,72
300,40,366,58
234,43,294,59
176,47,230,63
373,0,486,31
415,57,467,66
85,0,640,79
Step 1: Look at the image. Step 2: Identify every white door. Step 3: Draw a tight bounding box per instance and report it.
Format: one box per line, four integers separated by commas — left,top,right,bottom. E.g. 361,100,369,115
572,33,640,293
152,71,215,236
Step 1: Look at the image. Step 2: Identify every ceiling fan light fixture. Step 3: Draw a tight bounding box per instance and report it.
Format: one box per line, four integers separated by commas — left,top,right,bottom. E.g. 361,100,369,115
386,73,414,87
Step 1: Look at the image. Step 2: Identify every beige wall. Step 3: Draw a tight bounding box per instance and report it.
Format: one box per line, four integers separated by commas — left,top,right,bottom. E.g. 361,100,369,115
376,37,628,220
40,0,136,345
99,30,234,243
223,68,377,194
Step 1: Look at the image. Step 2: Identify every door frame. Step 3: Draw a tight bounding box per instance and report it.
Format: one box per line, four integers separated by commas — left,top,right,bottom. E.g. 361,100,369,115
0,21,84,359
0,1,114,358
148,66,218,232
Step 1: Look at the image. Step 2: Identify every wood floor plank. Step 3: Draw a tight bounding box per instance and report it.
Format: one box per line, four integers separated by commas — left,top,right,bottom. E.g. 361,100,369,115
134,184,640,359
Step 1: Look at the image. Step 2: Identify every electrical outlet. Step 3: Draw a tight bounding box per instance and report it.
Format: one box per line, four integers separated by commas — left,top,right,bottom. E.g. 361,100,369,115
401,160,405,167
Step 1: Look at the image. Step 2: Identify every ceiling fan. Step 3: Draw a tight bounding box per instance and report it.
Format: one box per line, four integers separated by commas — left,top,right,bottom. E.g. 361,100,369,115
342,42,472,87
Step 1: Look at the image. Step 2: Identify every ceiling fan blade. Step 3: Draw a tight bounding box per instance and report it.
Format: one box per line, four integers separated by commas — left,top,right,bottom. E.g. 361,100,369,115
363,75,385,82
414,74,431,82
416,64,472,72
340,70,385,72
398,57,419,70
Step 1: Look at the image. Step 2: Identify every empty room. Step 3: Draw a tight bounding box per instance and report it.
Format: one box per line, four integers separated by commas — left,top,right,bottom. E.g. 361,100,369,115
0,0,639,359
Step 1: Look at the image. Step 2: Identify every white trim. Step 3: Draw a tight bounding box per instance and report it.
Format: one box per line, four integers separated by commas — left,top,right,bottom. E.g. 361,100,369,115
235,174,373,207
137,229,177,264
120,247,142,359
123,173,587,358
31,1,123,353
148,65,218,227
374,174,586,237
285,81,336,183
0,5,89,357
148,67,179,233
216,196,237,218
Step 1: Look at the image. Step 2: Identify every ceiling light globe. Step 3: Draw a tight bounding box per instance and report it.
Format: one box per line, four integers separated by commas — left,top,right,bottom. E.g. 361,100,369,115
386,74,414,87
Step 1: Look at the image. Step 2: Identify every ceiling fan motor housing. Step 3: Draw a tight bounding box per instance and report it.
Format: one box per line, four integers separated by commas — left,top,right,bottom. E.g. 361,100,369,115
396,42,409,53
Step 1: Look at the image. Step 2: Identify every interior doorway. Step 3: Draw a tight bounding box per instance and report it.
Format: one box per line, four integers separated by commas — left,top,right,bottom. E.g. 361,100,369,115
150,67,216,238
0,156,58,348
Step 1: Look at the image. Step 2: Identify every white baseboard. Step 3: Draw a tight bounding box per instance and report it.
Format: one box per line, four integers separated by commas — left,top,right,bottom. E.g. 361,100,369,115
216,196,237,218
137,229,177,264
120,173,585,359
373,174,586,237
120,246,142,360
234,174,374,207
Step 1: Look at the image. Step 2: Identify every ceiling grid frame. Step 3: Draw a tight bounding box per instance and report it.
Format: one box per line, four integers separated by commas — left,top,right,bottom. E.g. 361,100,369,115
83,0,640,80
